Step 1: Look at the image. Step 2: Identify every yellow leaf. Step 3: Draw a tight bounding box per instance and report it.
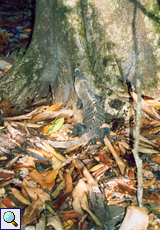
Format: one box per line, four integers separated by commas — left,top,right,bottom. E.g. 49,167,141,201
45,169,59,183
46,102,63,111
43,141,66,162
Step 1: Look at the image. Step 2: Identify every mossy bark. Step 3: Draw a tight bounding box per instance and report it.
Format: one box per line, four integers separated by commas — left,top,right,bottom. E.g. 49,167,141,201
0,0,81,106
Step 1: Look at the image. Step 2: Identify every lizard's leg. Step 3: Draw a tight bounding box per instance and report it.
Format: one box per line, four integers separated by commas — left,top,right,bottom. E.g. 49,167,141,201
97,127,110,144
69,123,87,137
76,97,83,109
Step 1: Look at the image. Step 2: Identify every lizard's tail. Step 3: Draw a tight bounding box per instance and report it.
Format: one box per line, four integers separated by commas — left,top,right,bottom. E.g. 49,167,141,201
44,132,91,149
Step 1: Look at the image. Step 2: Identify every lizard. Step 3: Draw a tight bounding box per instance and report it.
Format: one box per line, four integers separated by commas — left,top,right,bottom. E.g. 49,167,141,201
43,68,110,149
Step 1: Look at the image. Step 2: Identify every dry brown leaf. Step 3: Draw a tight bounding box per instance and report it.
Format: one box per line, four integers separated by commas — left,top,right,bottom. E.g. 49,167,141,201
24,187,39,200
138,146,159,154
119,206,149,230
52,167,74,199
43,141,66,162
18,155,35,167
92,164,109,177
143,177,156,187
42,124,51,135
104,136,126,175
22,187,30,200
4,121,24,140
4,106,45,121
118,141,130,149
30,109,74,123
0,98,13,109
23,179,37,189
35,213,45,230
50,130,69,141
81,191,103,229
151,157,160,164
46,179,56,191
35,147,52,159
46,215,63,230
11,188,31,205
6,154,22,169
147,99,160,109
44,169,58,183
2,108,23,117
74,159,98,187
27,148,45,158
131,91,160,120
89,163,104,172
3,197,17,208
21,198,43,228
28,171,47,190
125,127,156,147
65,173,73,194
58,209,81,222
52,155,63,170
72,179,88,216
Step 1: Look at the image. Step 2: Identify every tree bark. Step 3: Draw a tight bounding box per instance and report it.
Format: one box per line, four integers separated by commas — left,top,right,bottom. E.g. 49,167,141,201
0,0,86,106
0,0,159,118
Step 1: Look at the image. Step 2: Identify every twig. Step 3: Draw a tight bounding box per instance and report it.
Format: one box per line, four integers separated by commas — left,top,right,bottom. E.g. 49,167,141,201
132,79,143,207
104,136,126,175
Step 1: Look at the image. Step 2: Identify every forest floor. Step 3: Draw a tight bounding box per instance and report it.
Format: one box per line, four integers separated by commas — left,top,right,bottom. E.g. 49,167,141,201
0,1,160,230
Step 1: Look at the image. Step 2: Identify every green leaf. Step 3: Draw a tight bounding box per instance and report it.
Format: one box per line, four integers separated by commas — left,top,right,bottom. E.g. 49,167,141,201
19,47,26,54
102,146,108,150
45,117,64,135
18,47,26,60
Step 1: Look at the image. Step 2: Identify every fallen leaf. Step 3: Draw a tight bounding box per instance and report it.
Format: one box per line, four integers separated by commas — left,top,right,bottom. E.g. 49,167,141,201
81,192,102,229
65,173,73,194
44,169,58,183
47,215,63,230
46,103,63,111
42,124,51,135
3,197,16,208
30,109,73,123
21,199,43,228
0,188,5,197
43,141,66,162
151,157,160,164
45,117,64,135
58,209,81,222
72,179,88,216
138,146,159,154
35,213,45,230
28,171,47,190
143,177,156,187
104,136,126,175
11,188,31,205
131,91,160,120
52,168,74,199
74,159,98,187
119,206,149,230
52,155,63,169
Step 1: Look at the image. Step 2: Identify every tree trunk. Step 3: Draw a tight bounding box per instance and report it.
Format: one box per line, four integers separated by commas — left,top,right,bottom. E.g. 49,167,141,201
0,0,159,118
0,0,88,107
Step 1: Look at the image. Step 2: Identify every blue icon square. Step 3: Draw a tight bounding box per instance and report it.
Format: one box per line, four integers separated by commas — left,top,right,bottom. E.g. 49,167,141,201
0,208,21,230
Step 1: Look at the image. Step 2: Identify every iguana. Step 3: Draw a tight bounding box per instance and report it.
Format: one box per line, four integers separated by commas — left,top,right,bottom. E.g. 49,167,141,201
44,68,110,149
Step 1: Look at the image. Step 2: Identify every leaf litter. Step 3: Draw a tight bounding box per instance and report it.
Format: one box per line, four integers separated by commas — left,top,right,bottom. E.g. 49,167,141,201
0,94,159,230
0,1,160,229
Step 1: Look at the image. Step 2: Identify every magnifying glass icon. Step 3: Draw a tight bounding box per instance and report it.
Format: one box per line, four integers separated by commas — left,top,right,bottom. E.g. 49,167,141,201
3,211,18,227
